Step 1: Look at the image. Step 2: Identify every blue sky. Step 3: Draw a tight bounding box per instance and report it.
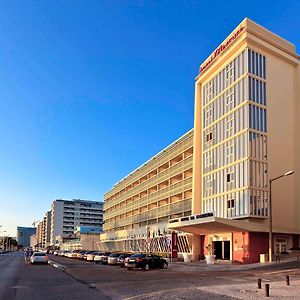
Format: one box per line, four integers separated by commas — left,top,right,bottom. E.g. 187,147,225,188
0,0,299,236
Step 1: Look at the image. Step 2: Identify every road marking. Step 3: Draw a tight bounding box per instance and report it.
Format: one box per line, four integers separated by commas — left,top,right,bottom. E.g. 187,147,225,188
48,260,66,270
10,286,28,289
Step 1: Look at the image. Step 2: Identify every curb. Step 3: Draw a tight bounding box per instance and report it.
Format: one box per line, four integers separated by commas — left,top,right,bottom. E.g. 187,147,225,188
48,260,66,270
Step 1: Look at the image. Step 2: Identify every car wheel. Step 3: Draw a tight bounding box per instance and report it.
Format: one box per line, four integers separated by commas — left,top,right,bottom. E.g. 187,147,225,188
162,262,168,269
127,267,132,271
144,264,150,271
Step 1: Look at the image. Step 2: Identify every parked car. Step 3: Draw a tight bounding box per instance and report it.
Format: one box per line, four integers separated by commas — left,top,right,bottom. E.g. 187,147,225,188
126,254,168,271
83,251,95,260
30,252,49,264
69,250,80,258
116,253,132,267
101,252,112,264
53,250,59,256
86,251,100,261
94,252,105,263
76,250,88,259
63,251,71,257
107,253,123,265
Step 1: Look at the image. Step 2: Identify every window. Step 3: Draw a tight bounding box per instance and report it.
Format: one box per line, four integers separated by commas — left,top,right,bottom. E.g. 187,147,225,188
226,91,234,112
206,106,213,124
226,141,234,163
226,63,234,86
227,173,231,182
226,117,234,138
206,131,213,142
226,169,234,183
227,199,235,209
207,81,213,101
205,175,213,197
207,151,213,167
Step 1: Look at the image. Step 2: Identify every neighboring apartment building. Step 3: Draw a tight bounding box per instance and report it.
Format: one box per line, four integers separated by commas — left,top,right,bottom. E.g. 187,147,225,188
36,211,52,248
50,199,103,245
101,18,300,263
99,130,193,253
16,227,36,248
36,221,44,247
169,18,300,263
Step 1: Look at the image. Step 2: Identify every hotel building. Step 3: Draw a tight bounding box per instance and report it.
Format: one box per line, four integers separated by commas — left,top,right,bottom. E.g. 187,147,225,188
101,18,300,263
100,130,194,253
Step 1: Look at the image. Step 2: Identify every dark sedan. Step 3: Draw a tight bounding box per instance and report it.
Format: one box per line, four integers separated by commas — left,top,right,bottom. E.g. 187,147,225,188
126,254,168,271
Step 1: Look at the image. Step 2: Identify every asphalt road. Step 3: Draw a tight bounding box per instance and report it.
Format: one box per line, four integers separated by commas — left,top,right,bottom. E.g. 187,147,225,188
0,251,107,300
1,252,300,300
50,255,300,299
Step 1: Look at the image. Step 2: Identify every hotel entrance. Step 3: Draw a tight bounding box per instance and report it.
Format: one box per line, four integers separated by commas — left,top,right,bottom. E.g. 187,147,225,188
213,240,230,260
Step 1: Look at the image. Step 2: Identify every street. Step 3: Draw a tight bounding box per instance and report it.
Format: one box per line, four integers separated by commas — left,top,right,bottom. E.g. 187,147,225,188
1,252,300,299
0,252,103,300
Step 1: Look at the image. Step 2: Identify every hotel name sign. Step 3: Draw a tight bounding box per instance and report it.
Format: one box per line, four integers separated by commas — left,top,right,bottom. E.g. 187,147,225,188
169,212,214,224
200,26,245,74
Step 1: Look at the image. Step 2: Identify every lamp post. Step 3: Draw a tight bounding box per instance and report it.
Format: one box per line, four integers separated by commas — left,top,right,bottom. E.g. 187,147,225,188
269,170,294,262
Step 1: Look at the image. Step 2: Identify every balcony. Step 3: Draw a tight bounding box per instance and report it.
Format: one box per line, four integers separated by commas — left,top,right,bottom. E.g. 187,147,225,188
104,197,192,231
104,155,193,210
105,135,193,199
104,176,192,220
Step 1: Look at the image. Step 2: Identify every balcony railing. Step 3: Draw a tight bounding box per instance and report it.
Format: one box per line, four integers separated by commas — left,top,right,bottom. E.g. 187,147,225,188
104,176,192,220
104,197,192,231
105,135,193,199
105,155,193,210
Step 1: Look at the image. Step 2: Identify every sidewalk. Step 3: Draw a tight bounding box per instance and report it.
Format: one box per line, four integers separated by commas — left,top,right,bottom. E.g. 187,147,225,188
168,256,300,273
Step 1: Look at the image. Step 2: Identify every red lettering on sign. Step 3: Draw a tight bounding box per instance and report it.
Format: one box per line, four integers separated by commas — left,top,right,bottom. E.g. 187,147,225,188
200,27,245,74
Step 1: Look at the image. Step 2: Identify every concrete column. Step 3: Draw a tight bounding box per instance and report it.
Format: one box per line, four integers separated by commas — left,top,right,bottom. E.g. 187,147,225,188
192,234,201,261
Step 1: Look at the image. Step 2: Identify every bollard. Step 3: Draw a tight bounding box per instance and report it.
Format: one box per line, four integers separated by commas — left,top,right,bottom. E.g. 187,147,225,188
286,275,290,286
265,283,270,297
257,278,262,289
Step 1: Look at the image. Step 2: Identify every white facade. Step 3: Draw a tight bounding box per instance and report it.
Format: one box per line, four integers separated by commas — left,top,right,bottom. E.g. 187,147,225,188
202,48,268,220
50,199,103,245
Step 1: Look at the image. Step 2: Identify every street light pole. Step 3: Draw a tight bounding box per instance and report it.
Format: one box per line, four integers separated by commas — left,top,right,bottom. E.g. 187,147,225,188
269,171,294,262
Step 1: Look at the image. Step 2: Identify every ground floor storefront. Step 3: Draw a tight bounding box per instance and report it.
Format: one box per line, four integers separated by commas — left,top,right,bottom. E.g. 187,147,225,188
168,214,300,263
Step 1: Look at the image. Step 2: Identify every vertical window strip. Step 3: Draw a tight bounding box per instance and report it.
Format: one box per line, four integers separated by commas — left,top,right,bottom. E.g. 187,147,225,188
255,53,259,77
263,56,266,79
248,49,251,74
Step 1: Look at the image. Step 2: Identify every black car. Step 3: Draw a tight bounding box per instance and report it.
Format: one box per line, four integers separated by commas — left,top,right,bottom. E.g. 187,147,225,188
126,254,168,271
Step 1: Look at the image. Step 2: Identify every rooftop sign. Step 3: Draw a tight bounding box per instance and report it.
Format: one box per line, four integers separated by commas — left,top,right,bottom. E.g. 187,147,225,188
200,26,245,74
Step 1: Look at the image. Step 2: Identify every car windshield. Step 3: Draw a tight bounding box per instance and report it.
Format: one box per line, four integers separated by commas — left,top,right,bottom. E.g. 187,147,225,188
118,254,130,258
110,253,121,257
130,254,145,258
33,253,46,256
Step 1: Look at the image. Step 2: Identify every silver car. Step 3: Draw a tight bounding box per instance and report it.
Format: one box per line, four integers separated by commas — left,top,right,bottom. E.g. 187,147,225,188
30,252,48,264
107,253,122,265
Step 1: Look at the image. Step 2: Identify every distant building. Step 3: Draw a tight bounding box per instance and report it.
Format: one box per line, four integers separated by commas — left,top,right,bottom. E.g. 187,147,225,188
50,199,103,245
16,227,36,248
